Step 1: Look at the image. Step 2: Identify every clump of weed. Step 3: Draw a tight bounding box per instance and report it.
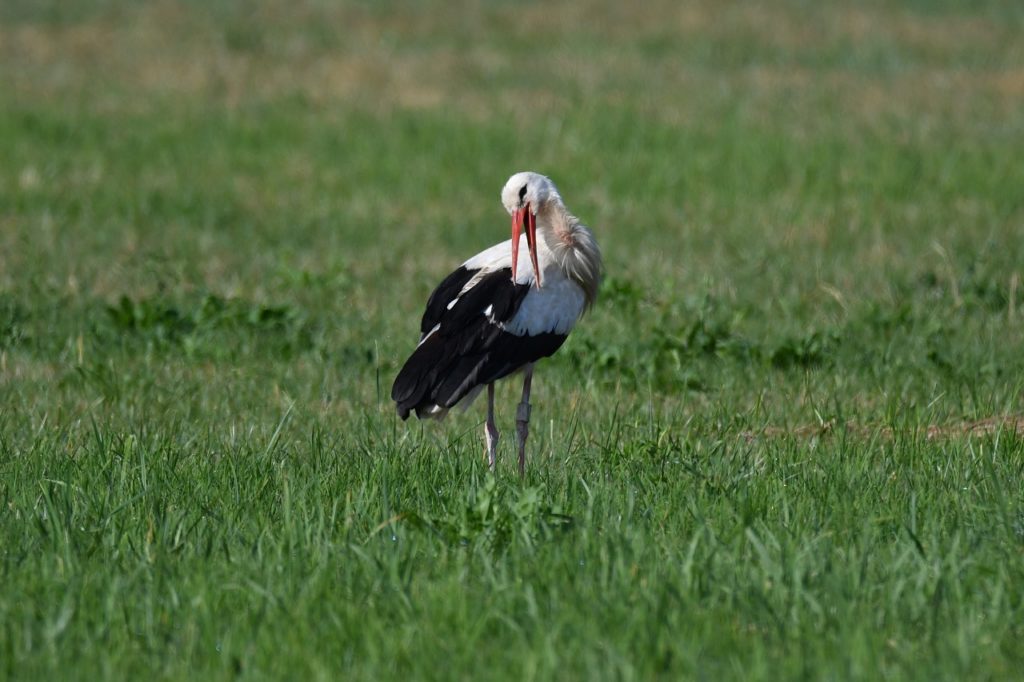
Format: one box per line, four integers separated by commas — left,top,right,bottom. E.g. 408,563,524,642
403,477,573,554
915,242,1019,314
0,297,29,349
767,329,838,369
600,275,647,311
100,292,322,358
574,286,840,392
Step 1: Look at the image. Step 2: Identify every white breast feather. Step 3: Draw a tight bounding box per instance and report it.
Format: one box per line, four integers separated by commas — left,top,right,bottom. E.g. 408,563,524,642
502,269,584,336
459,238,584,335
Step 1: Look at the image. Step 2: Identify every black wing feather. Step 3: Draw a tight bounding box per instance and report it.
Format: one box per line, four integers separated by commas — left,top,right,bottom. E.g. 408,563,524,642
391,267,568,420
419,266,475,337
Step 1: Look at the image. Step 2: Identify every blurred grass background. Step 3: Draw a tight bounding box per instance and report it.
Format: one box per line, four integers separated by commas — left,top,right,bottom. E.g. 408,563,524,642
1,1,1023,679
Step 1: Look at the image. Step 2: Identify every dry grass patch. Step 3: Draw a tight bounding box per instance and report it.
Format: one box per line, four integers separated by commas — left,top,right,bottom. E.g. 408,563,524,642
4,0,1022,123
744,414,1024,443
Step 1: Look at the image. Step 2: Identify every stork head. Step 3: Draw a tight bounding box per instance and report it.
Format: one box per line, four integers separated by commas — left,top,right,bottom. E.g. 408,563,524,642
501,171,559,287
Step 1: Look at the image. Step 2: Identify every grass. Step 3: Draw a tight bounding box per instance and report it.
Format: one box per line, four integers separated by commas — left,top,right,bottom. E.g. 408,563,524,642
2,0,1023,679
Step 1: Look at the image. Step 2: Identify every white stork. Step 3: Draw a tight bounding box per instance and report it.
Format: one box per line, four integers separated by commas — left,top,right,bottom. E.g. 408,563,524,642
391,171,602,475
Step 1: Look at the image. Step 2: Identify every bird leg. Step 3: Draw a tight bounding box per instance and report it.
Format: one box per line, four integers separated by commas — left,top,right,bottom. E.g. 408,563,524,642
516,364,534,477
485,383,499,470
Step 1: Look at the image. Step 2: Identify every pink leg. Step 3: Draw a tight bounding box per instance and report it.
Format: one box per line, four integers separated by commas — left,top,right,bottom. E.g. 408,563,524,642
485,383,499,470
516,364,534,478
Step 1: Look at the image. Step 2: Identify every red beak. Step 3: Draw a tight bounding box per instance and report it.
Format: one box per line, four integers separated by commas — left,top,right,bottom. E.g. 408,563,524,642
511,204,542,288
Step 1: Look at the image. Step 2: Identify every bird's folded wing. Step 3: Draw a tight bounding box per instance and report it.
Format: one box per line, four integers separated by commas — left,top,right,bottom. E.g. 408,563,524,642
392,266,569,420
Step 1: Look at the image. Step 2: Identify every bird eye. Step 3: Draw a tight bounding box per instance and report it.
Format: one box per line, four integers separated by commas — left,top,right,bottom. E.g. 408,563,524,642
519,185,528,201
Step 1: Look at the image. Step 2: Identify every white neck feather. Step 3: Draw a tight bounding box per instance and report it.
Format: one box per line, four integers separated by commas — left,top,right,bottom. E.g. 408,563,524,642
537,200,603,310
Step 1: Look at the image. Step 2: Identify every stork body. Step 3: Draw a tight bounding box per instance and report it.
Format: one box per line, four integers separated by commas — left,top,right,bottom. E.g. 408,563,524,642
391,172,602,475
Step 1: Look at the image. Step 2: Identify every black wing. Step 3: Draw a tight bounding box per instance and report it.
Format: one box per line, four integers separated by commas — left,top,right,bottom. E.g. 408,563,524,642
419,266,475,338
391,267,567,420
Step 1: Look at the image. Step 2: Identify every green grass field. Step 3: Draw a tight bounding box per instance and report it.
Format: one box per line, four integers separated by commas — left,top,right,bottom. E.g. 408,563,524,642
2,1,1024,679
